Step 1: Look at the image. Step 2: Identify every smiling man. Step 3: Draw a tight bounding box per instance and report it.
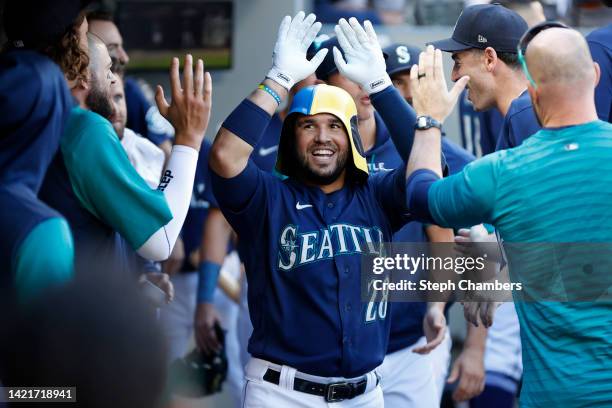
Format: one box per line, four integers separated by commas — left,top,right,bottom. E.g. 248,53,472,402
430,4,540,151
209,12,444,407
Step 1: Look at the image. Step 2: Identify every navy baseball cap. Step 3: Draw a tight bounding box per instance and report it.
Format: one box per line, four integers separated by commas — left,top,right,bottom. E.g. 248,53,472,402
429,4,528,54
309,35,389,81
383,43,422,76
4,0,93,49
309,36,342,81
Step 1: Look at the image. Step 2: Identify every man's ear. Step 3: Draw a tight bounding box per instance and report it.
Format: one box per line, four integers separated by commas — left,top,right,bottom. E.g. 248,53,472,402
70,75,91,108
483,47,497,73
593,62,601,88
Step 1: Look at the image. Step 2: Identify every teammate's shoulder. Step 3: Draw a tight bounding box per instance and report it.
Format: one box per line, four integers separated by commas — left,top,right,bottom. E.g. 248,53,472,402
586,24,612,48
507,92,533,117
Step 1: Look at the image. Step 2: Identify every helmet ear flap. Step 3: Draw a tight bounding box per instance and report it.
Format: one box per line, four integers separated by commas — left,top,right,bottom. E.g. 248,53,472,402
350,116,365,156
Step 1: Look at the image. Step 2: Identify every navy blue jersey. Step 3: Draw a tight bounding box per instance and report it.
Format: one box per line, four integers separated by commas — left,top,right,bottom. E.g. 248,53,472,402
0,51,73,285
587,24,612,122
495,90,541,150
251,113,282,172
124,77,174,146
180,141,218,271
212,159,410,377
458,90,504,156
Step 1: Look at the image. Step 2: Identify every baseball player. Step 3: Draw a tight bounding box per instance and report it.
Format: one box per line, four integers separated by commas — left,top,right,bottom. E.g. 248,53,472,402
0,1,81,302
405,26,612,407
429,4,540,152
209,12,446,407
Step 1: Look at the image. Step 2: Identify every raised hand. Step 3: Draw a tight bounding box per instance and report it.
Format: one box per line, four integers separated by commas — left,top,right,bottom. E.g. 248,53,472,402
333,17,391,94
410,45,468,123
155,54,212,151
267,11,328,90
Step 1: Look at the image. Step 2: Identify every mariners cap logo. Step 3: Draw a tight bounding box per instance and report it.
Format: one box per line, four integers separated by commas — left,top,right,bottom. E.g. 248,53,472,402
478,35,488,43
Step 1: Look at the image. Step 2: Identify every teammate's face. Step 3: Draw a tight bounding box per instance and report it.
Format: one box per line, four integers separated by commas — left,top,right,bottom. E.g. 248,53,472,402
391,71,413,105
86,43,117,120
110,78,127,138
88,20,130,67
294,113,350,186
451,50,494,111
327,72,373,121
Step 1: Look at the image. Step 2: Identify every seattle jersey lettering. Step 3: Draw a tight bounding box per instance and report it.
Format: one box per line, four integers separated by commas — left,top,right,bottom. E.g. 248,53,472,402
278,223,385,271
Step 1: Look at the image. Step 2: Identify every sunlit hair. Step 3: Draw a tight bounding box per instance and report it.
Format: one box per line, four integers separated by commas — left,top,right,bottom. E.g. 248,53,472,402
40,12,89,85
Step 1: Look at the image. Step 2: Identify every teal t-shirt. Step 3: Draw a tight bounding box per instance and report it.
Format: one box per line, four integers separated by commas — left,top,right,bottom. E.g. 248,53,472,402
60,107,172,249
428,120,612,407
14,217,74,303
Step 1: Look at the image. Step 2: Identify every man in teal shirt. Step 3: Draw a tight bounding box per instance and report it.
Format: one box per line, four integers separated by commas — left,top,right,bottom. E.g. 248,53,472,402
40,33,213,277
404,29,612,406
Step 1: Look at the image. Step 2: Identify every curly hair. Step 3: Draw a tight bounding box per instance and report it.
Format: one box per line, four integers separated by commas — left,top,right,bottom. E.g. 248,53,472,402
39,13,89,85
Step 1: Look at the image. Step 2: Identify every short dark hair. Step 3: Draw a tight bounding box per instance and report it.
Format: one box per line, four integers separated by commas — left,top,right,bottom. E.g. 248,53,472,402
472,48,521,70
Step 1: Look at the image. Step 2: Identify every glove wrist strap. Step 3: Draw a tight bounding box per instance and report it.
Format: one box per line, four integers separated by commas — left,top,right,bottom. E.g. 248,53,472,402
363,74,392,95
266,67,295,91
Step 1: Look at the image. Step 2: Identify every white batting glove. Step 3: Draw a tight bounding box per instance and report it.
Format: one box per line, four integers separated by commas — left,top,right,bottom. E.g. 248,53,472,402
266,11,328,90
333,17,392,95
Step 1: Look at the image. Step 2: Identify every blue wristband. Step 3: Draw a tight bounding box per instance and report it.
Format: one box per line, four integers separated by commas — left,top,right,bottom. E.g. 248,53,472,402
258,84,281,105
222,98,272,147
197,261,221,303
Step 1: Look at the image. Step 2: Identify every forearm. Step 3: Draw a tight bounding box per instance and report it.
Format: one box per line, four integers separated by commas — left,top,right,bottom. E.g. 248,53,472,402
200,209,233,265
137,145,199,261
210,79,288,178
370,86,416,161
464,321,487,352
407,128,443,179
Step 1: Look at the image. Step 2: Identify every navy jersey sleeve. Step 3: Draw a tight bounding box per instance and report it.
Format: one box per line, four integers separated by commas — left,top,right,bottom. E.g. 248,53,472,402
369,167,409,231
210,160,274,238
588,31,612,122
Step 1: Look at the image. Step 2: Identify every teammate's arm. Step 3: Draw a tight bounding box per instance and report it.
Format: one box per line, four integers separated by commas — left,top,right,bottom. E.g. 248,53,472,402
447,323,486,401
194,208,233,354
209,12,328,180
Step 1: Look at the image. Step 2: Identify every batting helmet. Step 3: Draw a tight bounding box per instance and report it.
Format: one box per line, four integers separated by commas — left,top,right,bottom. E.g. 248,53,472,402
168,323,228,398
275,84,369,183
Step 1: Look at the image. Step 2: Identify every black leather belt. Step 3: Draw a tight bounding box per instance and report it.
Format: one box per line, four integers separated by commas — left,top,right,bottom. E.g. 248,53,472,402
263,368,374,402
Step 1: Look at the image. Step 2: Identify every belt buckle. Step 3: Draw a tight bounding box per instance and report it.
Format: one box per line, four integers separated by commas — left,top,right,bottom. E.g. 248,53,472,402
325,381,351,402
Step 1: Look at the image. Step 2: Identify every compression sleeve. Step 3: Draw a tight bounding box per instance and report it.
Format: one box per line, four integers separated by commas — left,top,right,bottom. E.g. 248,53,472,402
137,145,199,261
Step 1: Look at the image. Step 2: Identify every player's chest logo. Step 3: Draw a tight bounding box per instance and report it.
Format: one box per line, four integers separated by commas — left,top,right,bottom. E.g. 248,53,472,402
277,223,385,271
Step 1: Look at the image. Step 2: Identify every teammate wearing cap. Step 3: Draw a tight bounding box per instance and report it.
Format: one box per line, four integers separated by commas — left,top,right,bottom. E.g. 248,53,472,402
405,24,612,407
209,12,447,407
430,4,541,151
